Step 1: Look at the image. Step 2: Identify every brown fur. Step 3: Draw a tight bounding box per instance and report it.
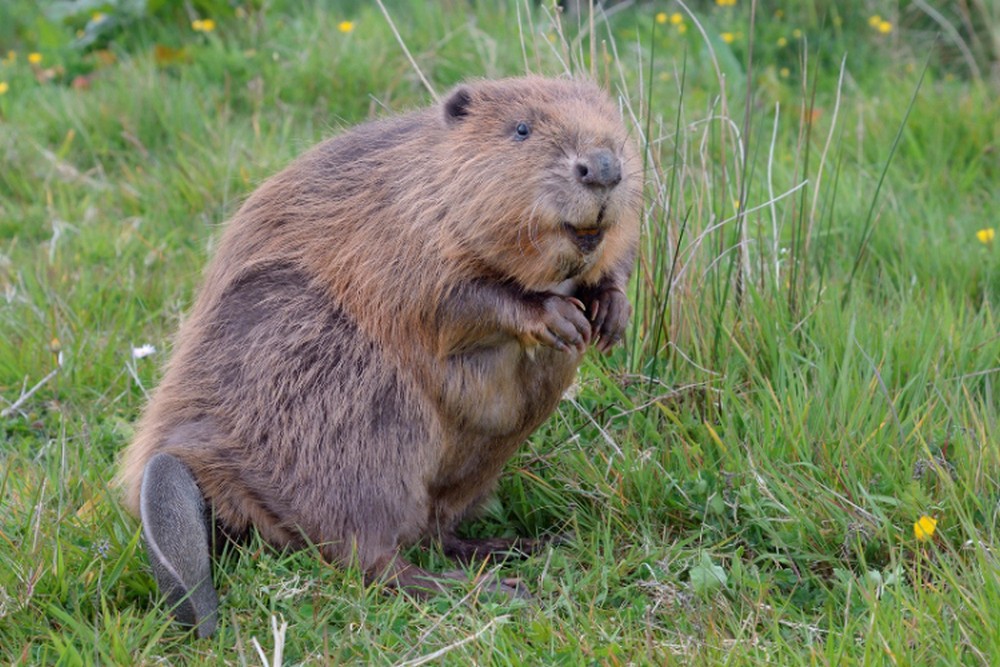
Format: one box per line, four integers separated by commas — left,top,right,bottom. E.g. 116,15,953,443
118,76,642,586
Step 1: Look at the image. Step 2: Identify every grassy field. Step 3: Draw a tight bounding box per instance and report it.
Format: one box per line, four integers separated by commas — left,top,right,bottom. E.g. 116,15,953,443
1,0,998,664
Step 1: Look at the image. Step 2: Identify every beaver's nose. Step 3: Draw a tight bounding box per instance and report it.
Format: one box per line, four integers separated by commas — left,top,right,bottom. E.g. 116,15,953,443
574,148,622,189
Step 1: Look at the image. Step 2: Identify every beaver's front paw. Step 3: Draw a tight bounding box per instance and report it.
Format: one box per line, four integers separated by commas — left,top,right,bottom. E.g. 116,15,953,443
588,286,631,354
520,295,591,353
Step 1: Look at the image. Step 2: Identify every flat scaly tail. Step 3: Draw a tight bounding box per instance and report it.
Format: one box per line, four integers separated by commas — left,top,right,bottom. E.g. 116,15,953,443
140,453,219,638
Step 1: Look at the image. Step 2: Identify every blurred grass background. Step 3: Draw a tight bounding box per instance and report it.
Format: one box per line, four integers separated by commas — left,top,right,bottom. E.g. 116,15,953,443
1,0,998,664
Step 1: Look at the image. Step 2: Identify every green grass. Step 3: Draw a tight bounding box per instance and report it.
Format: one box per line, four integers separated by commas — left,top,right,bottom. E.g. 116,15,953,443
2,1,998,664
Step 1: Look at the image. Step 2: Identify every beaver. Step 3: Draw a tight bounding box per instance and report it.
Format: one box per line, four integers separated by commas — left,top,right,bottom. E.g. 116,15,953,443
118,76,642,637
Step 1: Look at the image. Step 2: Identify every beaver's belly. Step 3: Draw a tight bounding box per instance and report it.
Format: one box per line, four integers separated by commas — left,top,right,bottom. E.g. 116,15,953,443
437,339,580,437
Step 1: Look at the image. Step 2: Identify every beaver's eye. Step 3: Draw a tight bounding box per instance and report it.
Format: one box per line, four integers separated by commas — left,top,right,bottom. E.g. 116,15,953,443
514,122,531,141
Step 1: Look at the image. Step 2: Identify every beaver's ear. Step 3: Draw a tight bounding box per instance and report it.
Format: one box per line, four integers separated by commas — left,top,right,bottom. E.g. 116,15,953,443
443,86,472,125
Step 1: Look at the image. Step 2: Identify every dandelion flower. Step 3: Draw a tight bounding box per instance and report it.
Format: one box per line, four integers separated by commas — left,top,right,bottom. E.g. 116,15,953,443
779,67,790,78
914,515,937,542
91,11,106,22
777,36,788,47
877,20,892,34
977,228,996,244
792,29,802,39
869,15,882,27
721,32,735,44
338,20,354,33
0,82,8,95
715,0,737,6
191,19,216,32
28,52,42,65
656,12,667,24
671,13,683,25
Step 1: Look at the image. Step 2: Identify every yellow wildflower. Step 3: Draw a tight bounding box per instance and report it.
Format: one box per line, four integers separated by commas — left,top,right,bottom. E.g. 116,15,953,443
338,20,354,33
777,36,788,47
868,15,882,27
877,20,892,34
5,50,15,64
914,515,938,542
715,0,737,6
779,67,790,78
677,23,688,35
976,228,996,244
656,12,667,24
671,13,683,25
91,11,106,22
0,81,8,95
192,19,216,32
792,29,802,39
721,32,735,44
28,52,42,64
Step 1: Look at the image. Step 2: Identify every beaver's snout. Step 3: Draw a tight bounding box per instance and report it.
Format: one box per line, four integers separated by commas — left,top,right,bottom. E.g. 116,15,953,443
574,148,622,190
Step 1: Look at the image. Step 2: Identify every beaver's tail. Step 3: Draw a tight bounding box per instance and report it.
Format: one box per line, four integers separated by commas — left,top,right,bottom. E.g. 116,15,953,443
140,452,219,638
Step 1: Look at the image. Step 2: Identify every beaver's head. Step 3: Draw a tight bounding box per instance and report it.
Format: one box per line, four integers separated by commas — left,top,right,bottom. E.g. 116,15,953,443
437,76,642,291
